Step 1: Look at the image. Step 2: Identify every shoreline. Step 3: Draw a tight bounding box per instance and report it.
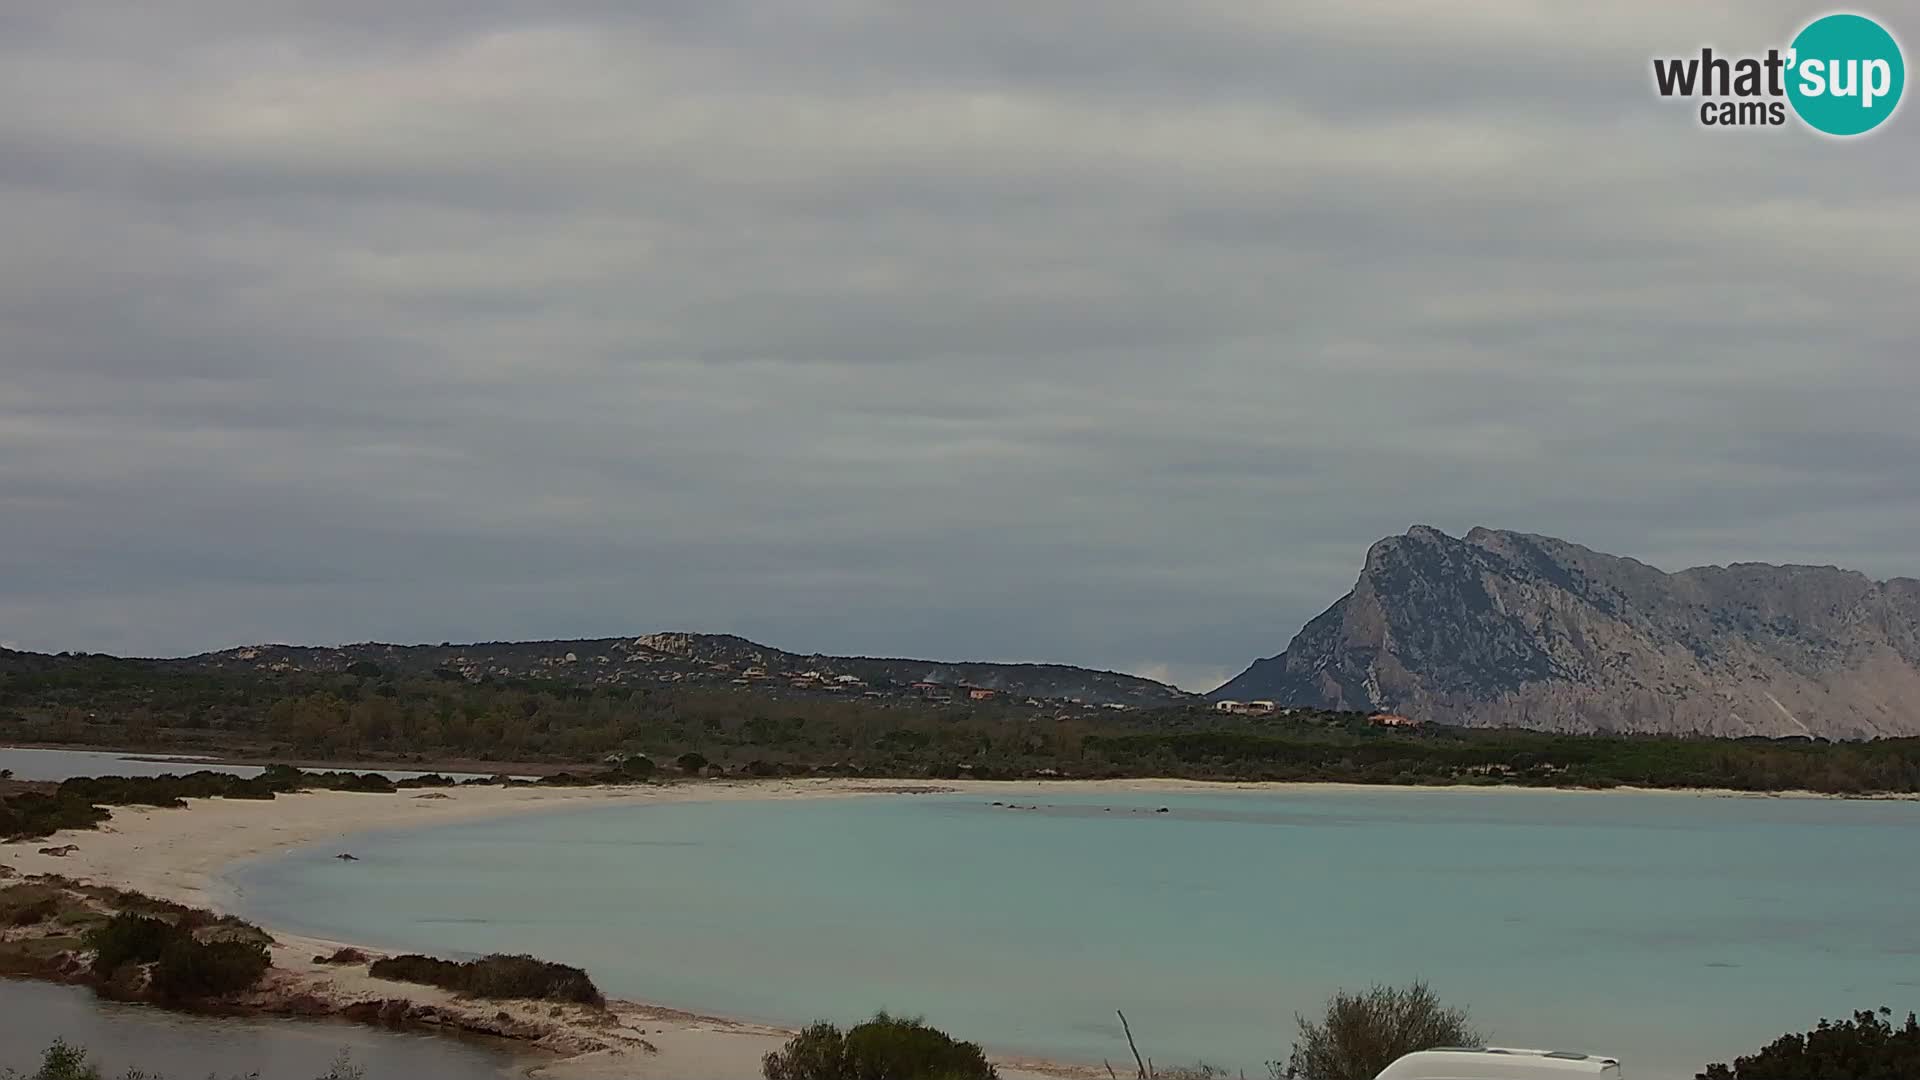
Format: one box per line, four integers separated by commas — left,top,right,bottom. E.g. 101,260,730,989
10,741,1916,802
2,775,1912,1078
0,741,575,779
0,779,1119,1080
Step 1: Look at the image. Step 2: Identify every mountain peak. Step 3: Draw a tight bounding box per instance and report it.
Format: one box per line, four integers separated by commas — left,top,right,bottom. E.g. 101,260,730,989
1215,528,1920,738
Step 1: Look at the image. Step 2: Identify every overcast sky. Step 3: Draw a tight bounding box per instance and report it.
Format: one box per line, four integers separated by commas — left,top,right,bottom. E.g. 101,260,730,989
1,2,1914,690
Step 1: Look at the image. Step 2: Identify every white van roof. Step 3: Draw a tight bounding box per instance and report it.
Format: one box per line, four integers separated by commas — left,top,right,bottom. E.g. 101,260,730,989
1374,1047,1622,1080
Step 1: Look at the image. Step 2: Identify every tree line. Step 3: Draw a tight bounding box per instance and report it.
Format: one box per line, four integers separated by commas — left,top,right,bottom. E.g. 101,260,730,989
4,657,1920,795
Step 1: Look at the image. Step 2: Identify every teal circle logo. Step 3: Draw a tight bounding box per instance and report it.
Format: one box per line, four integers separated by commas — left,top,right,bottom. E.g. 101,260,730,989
1787,13,1905,135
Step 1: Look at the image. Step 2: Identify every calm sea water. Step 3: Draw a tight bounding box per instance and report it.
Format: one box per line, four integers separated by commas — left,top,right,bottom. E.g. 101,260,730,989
0,978,523,1079
0,745,515,783
226,787,1920,1080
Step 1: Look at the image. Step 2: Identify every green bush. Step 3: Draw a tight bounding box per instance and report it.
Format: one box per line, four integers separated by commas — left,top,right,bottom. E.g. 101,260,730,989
2,1038,98,1080
150,936,271,1000
676,751,710,774
86,914,174,976
762,1012,999,1080
330,772,397,793
1275,982,1480,1080
368,951,603,1006
83,911,270,999
1698,1008,1920,1079
0,792,111,840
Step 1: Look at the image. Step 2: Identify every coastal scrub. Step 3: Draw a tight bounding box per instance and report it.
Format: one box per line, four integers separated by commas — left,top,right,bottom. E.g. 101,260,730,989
367,952,604,1006
762,1012,999,1080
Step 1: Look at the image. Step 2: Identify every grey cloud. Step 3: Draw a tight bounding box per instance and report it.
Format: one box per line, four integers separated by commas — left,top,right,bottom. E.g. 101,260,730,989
1,1,1916,688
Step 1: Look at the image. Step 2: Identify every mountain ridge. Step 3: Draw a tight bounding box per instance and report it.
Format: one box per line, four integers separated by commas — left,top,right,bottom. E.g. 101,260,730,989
167,632,1192,707
1212,525,1920,738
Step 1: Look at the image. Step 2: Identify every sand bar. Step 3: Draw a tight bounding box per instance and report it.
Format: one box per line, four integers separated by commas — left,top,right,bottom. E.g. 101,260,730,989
0,775,1896,1079
2,778,1172,1080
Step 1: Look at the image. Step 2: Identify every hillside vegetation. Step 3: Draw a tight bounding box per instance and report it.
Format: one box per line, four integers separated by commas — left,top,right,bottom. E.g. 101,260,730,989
3,652,1920,796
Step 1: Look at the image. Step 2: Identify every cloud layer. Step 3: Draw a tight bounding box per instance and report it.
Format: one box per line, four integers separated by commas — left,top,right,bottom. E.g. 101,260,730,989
2,2,1915,689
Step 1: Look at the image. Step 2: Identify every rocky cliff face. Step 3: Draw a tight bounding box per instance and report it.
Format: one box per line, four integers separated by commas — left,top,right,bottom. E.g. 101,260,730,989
1213,526,1920,738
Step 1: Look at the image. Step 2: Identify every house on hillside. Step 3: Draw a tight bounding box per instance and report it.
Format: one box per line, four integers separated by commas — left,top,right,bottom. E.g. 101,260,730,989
1368,712,1422,728
1215,700,1247,713
968,688,998,701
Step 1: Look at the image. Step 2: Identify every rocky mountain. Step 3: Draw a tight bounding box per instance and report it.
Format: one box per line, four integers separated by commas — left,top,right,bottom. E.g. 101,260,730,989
180,632,1191,708
1212,526,1920,738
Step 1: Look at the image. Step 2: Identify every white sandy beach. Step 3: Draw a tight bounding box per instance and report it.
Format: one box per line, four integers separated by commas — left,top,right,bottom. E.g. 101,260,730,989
2,778,1181,1080
0,774,1892,1079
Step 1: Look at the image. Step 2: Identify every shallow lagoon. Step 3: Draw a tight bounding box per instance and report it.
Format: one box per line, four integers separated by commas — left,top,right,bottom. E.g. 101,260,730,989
0,978,523,1079
0,745,516,783
228,786,1920,1079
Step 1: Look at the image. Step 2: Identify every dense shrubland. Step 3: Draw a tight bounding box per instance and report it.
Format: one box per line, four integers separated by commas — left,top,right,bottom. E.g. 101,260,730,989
5,655,1920,796
762,1012,999,1080
1,766,431,841
1697,1008,1920,1079
85,910,271,1001
366,951,604,1006
0,882,273,1006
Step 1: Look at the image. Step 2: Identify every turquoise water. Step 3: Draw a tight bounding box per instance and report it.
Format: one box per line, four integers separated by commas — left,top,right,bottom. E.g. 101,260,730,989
227,788,1920,1079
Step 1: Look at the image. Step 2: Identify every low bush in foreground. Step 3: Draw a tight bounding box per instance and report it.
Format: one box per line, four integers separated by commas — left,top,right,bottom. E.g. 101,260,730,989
1698,1007,1920,1079
763,1012,999,1080
368,951,603,1006
1275,981,1480,1080
84,910,271,1001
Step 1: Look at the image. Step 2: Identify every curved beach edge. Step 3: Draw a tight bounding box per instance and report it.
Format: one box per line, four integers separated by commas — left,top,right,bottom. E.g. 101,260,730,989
4,776,1903,1078
2,778,1118,1080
